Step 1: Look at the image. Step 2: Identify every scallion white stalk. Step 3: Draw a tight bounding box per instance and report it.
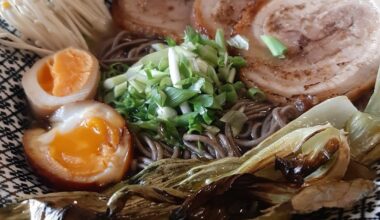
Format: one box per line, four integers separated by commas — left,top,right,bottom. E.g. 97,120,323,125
113,81,128,98
227,68,236,83
227,35,249,50
157,106,178,120
168,47,191,113
174,46,197,60
151,69,169,78
151,43,167,51
103,74,128,90
129,79,146,94
196,58,209,73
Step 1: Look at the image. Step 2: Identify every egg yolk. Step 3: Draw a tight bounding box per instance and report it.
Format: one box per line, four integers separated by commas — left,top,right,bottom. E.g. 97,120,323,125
49,117,121,176
37,48,93,97
2,1,11,9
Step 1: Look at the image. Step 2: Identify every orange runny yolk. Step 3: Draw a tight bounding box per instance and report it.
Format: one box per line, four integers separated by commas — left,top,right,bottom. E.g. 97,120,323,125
49,117,121,176
37,48,93,97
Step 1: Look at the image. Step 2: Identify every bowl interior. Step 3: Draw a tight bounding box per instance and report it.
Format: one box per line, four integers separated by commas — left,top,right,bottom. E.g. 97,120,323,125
0,2,379,219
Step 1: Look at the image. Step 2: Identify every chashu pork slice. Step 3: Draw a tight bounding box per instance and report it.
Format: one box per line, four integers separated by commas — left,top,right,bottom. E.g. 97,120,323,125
235,0,380,104
192,0,254,37
112,0,194,40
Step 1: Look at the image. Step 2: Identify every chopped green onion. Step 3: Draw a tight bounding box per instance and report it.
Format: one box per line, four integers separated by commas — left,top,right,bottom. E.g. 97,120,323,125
215,29,226,53
215,92,226,107
127,86,145,99
103,74,127,90
233,81,245,91
196,45,218,66
195,58,209,73
146,69,169,86
126,63,144,75
165,37,177,46
194,104,215,124
100,26,250,147
189,78,206,93
129,79,146,94
202,37,220,51
223,53,228,66
220,110,248,136
221,84,238,103
227,68,236,83
168,47,192,113
201,80,214,95
219,66,230,82
151,88,167,106
260,35,287,58
189,58,200,72
102,63,129,82
147,102,159,117
184,26,202,44
157,106,178,120
134,49,168,67
157,57,169,71
159,77,172,88
248,87,266,102
114,81,128,98
227,35,249,50
202,124,220,135
150,69,169,79
178,77,198,88
131,120,159,131
168,48,181,84
164,87,198,107
160,121,181,145
173,112,198,127
151,43,167,51
202,109,215,125
228,56,246,68
182,41,197,51
188,115,203,133
174,46,197,59
190,94,215,108
178,60,193,79
207,66,221,87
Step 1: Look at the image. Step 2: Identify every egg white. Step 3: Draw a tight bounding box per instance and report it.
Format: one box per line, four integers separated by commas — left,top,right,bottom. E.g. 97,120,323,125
24,101,131,189
22,48,100,118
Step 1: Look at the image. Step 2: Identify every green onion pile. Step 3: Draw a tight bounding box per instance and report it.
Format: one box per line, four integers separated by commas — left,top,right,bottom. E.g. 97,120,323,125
101,27,256,147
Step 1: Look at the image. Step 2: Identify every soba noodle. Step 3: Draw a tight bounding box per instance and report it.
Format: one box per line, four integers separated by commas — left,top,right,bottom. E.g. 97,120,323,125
99,32,303,172
98,31,163,68
133,101,301,171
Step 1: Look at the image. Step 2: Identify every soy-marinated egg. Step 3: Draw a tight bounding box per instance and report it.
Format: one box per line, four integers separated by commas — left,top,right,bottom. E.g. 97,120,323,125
22,47,100,117
23,101,132,190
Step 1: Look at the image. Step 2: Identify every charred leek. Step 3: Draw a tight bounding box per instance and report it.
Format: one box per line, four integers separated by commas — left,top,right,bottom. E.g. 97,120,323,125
347,68,380,165
6,66,380,220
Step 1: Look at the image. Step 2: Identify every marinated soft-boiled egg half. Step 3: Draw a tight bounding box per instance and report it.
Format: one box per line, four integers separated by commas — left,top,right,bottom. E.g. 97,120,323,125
23,101,132,190
22,47,100,117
